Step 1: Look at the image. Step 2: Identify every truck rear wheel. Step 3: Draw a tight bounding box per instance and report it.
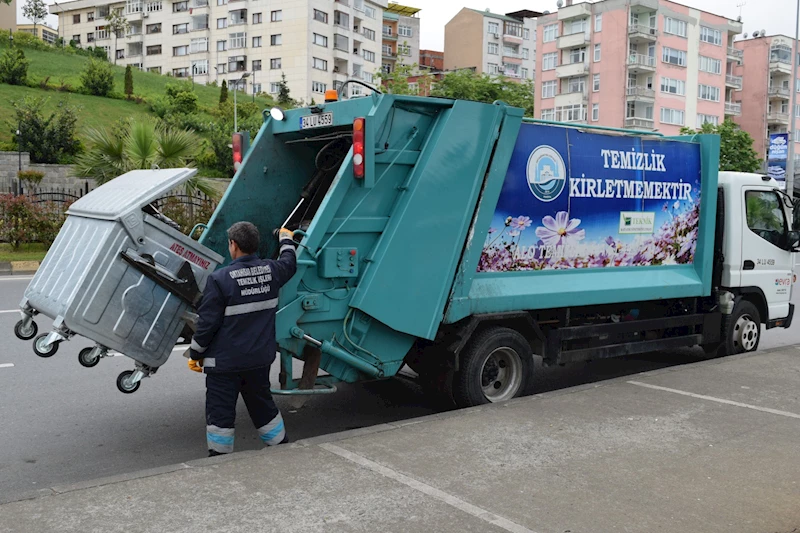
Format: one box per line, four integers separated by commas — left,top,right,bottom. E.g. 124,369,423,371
453,327,533,408
721,300,761,356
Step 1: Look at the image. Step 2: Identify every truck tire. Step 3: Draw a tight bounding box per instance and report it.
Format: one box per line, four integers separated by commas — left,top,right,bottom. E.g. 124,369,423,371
720,300,761,356
453,327,534,408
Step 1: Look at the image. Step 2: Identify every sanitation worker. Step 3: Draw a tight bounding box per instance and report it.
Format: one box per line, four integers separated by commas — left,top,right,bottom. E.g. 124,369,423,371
187,221,297,456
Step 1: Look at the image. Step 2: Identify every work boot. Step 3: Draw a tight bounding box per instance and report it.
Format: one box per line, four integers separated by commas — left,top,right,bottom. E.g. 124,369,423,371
208,449,227,457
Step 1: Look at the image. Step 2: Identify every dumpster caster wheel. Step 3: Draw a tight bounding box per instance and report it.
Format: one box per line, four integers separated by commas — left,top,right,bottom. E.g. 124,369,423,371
14,319,38,341
78,347,100,368
117,370,141,394
33,334,59,358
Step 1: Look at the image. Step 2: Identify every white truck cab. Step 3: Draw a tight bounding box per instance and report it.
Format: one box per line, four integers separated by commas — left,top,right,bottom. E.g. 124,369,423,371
717,172,797,352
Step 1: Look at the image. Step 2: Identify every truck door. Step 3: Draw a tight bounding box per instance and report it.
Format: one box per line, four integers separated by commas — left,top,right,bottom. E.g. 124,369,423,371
740,188,793,320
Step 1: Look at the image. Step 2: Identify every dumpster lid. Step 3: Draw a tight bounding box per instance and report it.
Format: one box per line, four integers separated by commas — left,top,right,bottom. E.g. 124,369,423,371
67,168,199,220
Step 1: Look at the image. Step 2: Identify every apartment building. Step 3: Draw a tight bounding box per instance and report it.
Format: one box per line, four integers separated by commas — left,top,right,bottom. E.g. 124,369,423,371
380,3,419,75
444,8,538,82
733,34,799,160
1,0,17,32
50,0,387,103
534,0,742,134
419,49,443,70
18,23,60,44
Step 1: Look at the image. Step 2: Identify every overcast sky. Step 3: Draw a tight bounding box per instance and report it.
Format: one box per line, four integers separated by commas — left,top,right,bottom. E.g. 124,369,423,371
22,0,800,50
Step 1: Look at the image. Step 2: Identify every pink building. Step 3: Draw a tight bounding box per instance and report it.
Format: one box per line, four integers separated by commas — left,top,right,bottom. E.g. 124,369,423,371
534,0,742,135
734,35,798,160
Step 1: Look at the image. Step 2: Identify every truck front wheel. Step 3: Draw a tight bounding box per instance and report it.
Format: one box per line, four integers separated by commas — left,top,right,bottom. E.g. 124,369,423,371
453,327,534,408
721,300,761,356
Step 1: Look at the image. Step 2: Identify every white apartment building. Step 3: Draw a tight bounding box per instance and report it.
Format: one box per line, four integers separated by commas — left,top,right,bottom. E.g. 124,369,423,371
50,0,388,102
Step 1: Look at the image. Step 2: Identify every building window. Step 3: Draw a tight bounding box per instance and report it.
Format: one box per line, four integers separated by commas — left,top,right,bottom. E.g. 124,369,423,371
313,33,328,47
567,76,585,94
88,11,95,21
542,52,558,70
700,26,721,46
217,18,227,29
173,1,188,12
270,82,280,94
566,19,586,35
311,81,327,94
593,73,600,91
146,23,161,34
229,9,246,25
73,14,80,23
363,49,375,62
521,68,528,79
660,77,686,95
252,12,261,24
698,84,720,102
173,23,188,34
660,107,685,125
270,58,281,69
217,40,227,51
488,63,499,75
398,25,412,37
523,28,530,40
569,47,586,64
336,11,350,28
173,45,188,56
190,37,208,53
363,27,375,41
522,47,529,59
72,35,80,43
662,47,687,66
271,10,282,22
86,32,95,43
192,59,208,75
313,57,328,71
541,80,556,98
365,5,376,19
556,104,586,122
173,67,189,78
696,114,719,127
147,66,161,74
313,9,328,23
593,44,601,62
252,36,261,47
252,83,261,94
252,59,261,71
397,45,410,56
592,103,599,121
664,17,687,38
146,44,162,55
543,23,558,43
229,32,245,49
699,56,721,74
488,42,499,55
216,63,226,74
217,0,226,5
595,13,602,32
488,21,499,35
271,34,281,46
541,109,555,121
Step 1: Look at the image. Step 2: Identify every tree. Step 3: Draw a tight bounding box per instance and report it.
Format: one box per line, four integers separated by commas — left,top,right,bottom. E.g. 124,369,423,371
277,73,293,107
106,10,129,65
376,63,433,96
430,69,535,116
72,118,216,197
680,119,761,173
80,57,115,96
0,47,29,85
12,96,81,164
22,0,48,44
219,80,228,104
124,64,134,98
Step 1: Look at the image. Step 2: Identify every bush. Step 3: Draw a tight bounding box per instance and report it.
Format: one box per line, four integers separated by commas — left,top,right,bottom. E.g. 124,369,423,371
12,96,82,164
0,47,29,85
17,170,45,185
158,195,217,236
0,194,68,248
80,57,114,96
0,30,51,51
165,83,199,114
124,64,134,98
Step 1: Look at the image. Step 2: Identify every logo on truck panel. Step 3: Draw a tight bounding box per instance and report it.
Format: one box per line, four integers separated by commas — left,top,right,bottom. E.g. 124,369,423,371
527,146,566,202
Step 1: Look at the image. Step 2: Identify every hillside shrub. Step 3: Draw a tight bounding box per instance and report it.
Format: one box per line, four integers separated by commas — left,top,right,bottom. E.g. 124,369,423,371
0,47,29,85
12,96,82,164
80,57,114,96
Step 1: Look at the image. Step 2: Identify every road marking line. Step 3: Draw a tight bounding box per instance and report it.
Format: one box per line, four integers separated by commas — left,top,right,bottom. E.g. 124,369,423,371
0,310,20,314
0,363,14,369
320,443,538,533
628,381,800,420
0,276,34,282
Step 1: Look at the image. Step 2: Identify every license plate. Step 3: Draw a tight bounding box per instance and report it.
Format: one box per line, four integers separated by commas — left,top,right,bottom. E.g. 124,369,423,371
300,112,333,130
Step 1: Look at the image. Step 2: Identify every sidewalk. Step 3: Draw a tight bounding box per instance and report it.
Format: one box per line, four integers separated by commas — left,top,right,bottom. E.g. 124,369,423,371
4,347,800,533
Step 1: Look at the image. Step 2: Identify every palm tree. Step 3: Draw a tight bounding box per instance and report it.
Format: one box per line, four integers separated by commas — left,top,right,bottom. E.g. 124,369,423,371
73,118,217,198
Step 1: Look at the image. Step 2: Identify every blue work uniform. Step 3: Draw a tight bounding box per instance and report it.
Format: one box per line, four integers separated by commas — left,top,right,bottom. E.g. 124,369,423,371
189,238,297,454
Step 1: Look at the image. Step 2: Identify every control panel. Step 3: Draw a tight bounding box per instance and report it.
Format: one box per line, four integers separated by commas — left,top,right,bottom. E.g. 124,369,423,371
318,247,359,279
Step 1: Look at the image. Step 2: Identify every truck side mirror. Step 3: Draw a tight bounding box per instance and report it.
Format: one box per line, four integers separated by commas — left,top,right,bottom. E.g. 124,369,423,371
794,199,800,231
787,230,800,251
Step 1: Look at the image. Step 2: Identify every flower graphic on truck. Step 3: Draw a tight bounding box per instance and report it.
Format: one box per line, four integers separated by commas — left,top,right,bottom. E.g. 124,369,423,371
535,211,585,247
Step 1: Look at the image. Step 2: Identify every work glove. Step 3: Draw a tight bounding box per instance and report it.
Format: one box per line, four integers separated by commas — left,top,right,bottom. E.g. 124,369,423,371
188,358,204,373
278,227,294,242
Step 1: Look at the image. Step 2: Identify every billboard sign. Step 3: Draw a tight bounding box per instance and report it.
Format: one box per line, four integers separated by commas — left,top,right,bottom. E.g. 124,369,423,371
768,133,788,189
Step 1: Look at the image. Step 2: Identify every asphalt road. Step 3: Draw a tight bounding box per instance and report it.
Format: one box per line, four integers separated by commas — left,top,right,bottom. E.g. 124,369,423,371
1,274,799,501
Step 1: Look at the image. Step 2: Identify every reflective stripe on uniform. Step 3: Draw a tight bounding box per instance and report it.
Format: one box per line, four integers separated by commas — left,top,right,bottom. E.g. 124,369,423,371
190,338,208,353
207,425,234,453
203,357,216,368
224,298,279,317
257,412,286,446
280,244,297,256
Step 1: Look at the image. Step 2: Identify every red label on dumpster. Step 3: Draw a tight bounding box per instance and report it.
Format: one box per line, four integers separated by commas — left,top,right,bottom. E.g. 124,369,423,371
170,242,211,270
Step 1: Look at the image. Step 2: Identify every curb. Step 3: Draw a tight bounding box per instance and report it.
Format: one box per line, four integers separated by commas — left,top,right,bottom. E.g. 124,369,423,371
0,261,39,275
1,343,797,506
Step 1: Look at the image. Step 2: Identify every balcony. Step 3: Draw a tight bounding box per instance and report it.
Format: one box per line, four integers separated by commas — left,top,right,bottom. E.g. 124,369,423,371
555,91,587,107
558,2,591,21
629,0,658,9
126,32,143,41
725,74,742,90
556,61,589,78
727,46,743,63
767,112,790,125
503,30,523,45
502,52,523,64
724,102,742,116
770,59,792,75
628,24,658,42
626,86,655,100
768,87,791,100
557,31,589,49
627,53,656,73
625,117,655,130
382,31,397,41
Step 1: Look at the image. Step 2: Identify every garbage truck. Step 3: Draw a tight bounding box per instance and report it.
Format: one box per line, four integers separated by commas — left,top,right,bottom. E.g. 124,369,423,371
14,85,799,406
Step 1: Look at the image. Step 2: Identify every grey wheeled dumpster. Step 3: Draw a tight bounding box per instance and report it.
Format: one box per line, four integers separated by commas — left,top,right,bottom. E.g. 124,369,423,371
16,168,223,393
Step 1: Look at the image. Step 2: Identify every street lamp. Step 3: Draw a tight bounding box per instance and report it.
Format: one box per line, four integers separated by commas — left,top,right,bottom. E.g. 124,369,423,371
16,122,21,196
787,0,800,196
233,71,250,133
9,34,13,47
